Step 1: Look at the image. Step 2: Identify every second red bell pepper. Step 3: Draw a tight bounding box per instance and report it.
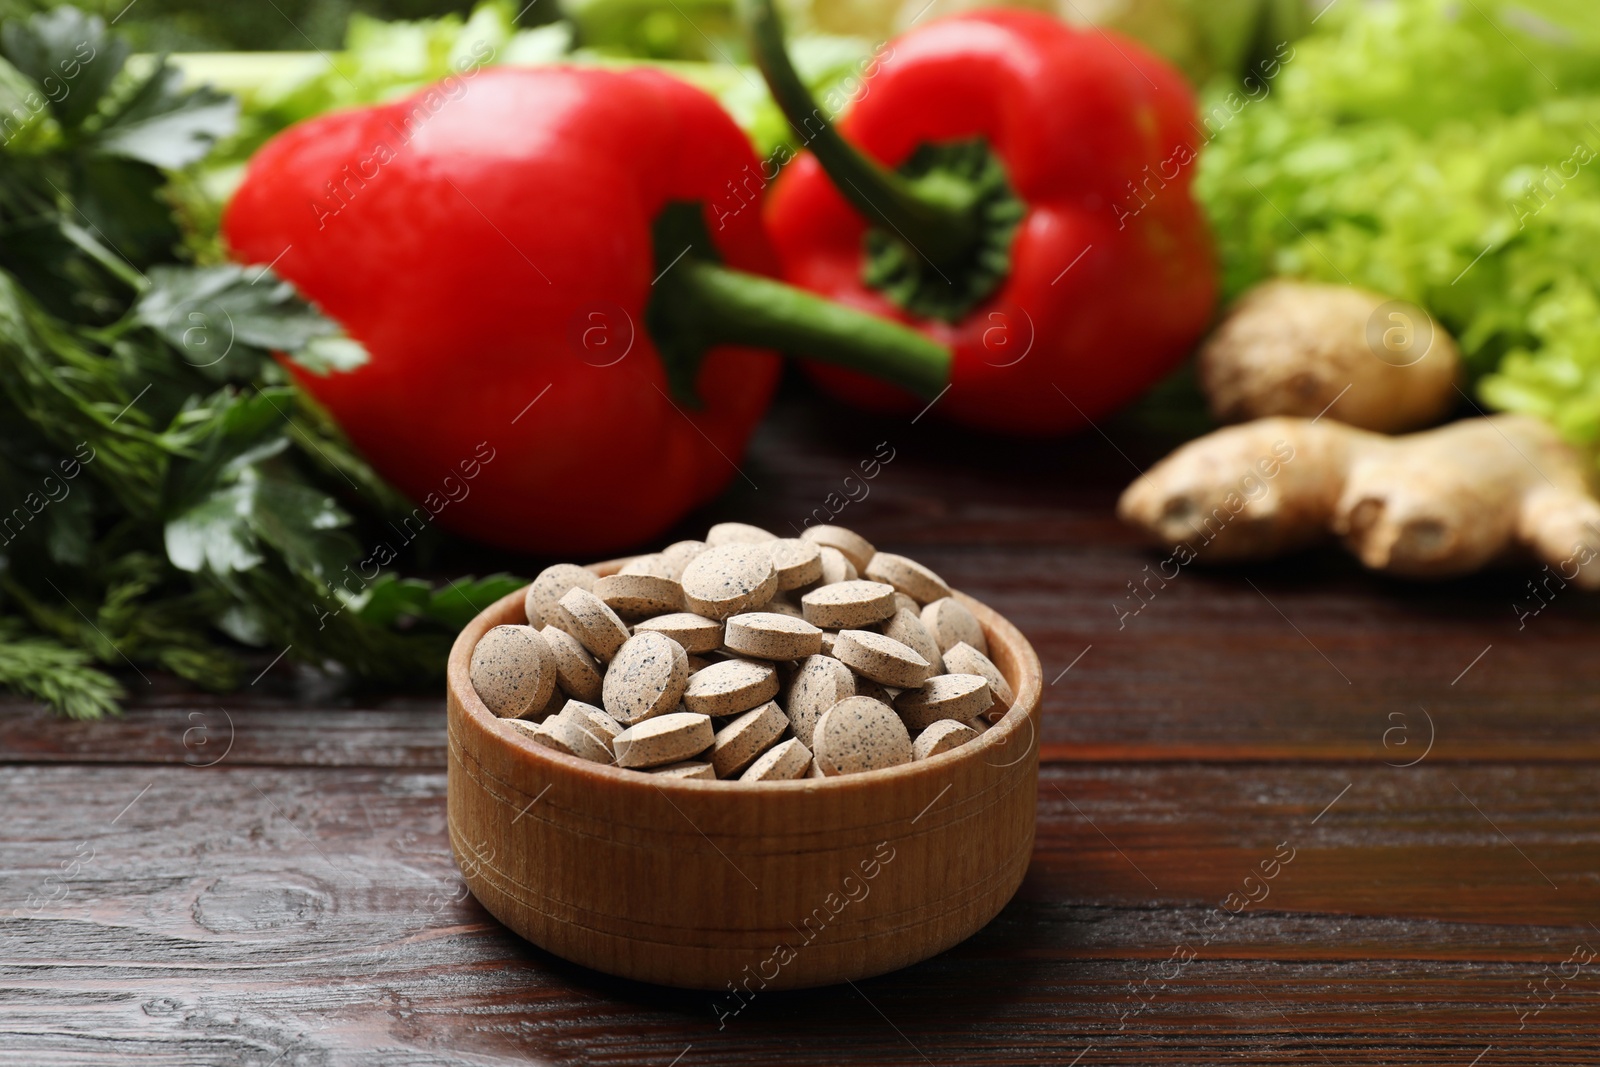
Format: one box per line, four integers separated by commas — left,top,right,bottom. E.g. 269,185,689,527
747,2,1219,435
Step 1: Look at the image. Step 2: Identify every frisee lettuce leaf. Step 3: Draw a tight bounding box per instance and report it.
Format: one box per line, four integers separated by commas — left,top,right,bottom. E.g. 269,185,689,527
1195,0,1600,446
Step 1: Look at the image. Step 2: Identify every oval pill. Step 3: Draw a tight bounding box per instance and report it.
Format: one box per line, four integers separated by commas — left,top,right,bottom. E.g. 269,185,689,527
800,580,896,629
832,629,933,688
724,612,823,660
613,712,715,768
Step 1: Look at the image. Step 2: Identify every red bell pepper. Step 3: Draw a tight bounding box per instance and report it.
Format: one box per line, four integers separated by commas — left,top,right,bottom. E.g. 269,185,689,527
224,66,949,555
746,1,1219,435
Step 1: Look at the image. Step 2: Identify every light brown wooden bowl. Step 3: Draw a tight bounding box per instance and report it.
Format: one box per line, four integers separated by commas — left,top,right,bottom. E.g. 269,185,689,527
446,558,1042,990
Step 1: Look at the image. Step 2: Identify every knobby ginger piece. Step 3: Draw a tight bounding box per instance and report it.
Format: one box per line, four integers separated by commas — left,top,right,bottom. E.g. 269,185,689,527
1118,415,1600,587
1199,281,1459,433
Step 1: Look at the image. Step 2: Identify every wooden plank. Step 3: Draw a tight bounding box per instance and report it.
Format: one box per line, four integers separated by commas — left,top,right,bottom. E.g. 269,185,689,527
0,697,445,768
4,761,1596,1064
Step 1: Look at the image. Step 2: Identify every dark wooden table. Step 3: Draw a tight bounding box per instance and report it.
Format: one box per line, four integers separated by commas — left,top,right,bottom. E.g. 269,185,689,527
5,377,1599,1065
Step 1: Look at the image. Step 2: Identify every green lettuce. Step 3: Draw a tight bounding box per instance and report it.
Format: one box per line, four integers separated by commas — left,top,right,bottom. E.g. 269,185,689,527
1195,0,1600,445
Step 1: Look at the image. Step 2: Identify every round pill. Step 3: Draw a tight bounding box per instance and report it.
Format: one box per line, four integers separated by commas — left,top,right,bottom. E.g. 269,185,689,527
680,544,779,620
613,712,715,769
784,654,855,747
470,624,556,718
741,737,813,781
921,596,987,655
818,631,836,656
648,760,715,780
819,547,857,588
854,678,897,706
895,673,993,731
767,538,823,590
553,587,631,662
539,624,603,703
942,641,1014,719
709,700,788,778
912,719,979,760
683,659,779,716
526,714,612,763
499,717,545,742
813,697,912,775
633,612,723,653
883,608,945,675
893,592,920,616
832,629,933,688
659,539,709,579
706,521,778,545
801,524,875,571
603,631,690,725
724,612,824,660
800,579,896,629
864,552,951,605
558,699,624,745
524,564,596,628
619,553,672,578
594,573,684,617
816,546,857,585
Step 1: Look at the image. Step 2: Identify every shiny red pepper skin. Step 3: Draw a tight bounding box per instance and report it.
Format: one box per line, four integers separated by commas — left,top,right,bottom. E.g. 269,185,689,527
224,67,779,555
765,10,1217,435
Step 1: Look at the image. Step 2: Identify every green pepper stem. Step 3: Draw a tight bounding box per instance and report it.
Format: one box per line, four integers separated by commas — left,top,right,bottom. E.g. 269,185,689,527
738,0,979,267
657,259,951,399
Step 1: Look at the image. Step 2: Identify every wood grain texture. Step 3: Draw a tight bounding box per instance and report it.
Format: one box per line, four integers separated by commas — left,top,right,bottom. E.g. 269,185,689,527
4,380,1599,1061
3,763,1597,1064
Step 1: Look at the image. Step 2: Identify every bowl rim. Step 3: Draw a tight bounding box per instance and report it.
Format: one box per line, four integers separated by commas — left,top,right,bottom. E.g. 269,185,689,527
447,556,1043,795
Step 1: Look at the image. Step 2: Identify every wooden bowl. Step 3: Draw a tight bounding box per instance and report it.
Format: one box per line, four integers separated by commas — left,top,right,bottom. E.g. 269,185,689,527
446,560,1042,990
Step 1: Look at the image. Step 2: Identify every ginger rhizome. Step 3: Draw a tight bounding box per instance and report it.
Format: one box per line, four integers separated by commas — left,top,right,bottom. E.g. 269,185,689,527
1199,281,1460,433
1118,415,1600,587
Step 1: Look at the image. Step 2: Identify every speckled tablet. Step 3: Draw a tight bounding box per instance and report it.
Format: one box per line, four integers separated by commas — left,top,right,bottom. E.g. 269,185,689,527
470,624,555,718
613,712,714,769
708,700,788,778
799,580,896,629
602,631,690,725
724,612,823,661
812,697,912,775
831,629,933,688
682,658,779,716
539,624,603,703
552,587,630,662
912,719,978,760
633,612,723,654
741,737,813,781
895,673,992,731
524,563,596,628
864,552,951,605
800,525,875,571
680,544,779,620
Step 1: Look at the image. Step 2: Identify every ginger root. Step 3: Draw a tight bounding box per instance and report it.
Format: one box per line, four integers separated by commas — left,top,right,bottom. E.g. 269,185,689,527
1199,281,1460,433
1118,415,1600,587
